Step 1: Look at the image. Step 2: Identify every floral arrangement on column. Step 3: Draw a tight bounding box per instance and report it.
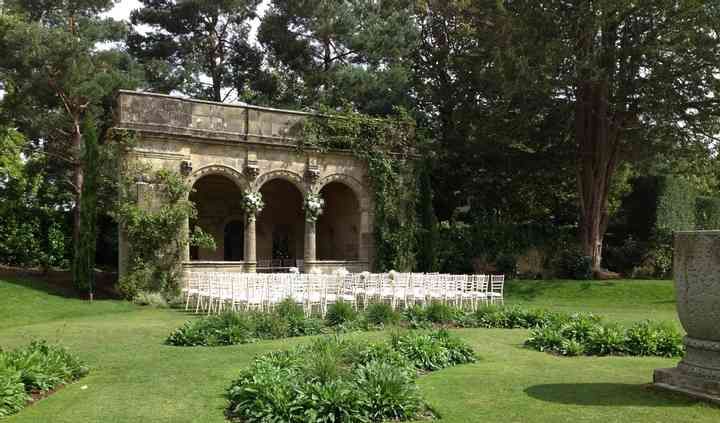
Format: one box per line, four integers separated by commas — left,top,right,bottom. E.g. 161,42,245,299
242,190,264,220
303,192,325,222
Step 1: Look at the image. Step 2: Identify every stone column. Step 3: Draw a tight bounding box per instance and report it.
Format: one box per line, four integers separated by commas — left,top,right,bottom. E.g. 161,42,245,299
304,220,317,273
244,214,257,272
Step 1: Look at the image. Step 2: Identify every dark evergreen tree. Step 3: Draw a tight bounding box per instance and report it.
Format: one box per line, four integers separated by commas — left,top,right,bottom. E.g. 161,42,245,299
73,116,98,297
128,0,266,103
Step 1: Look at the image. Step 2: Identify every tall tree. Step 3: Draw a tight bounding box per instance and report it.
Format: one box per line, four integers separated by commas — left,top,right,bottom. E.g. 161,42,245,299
0,0,140,290
129,0,265,102
74,115,99,298
412,1,578,223
258,0,418,113
494,0,720,271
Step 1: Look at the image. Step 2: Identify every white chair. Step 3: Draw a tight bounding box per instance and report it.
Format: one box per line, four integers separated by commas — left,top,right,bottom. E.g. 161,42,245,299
325,274,356,314
245,275,266,311
407,273,427,307
306,274,325,316
488,275,505,304
194,272,211,313
426,274,445,304
183,271,200,311
364,273,382,305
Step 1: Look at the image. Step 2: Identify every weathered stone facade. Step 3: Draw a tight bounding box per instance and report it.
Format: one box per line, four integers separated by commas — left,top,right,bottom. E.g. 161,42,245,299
114,91,374,276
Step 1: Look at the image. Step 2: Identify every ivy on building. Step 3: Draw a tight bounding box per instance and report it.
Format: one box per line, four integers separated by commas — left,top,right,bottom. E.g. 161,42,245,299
300,107,422,271
108,130,215,299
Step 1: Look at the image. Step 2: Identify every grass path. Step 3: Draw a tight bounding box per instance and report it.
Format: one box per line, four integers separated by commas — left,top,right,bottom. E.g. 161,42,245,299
1,278,717,422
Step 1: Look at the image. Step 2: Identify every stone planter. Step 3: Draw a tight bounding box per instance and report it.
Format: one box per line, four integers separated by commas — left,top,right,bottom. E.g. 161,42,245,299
654,230,720,404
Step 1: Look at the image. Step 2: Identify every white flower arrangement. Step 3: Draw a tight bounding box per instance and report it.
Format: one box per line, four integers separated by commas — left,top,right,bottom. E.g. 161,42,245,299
388,270,397,280
289,267,299,274
242,190,264,218
303,192,325,222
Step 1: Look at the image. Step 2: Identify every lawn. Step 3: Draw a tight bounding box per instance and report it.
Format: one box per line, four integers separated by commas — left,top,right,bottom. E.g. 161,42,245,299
1,277,717,422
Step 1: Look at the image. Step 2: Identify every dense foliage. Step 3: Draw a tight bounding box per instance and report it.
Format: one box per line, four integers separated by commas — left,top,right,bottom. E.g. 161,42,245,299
72,117,99,295
166,300,323,346
114,159,215,299
0,341,88,418
167,300,681,359
225,330,475,422
301,108,422,271
2,0,720,281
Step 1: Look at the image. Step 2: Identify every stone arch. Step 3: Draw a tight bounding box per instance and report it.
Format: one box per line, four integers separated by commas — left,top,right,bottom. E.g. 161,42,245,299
253,169,307,195
313,174,368,210
188,164,249,193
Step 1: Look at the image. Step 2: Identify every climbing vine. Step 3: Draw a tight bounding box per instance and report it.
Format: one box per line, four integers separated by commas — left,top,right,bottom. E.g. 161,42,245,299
108,130,215,299
301,107,421,271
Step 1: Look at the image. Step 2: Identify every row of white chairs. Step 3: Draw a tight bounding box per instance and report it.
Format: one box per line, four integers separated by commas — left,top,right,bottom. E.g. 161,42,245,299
182,272,505,317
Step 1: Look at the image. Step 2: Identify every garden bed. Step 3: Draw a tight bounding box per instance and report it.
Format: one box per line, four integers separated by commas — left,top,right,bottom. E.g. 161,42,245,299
0,340,88,418
167,301,683,358
225,329,476,422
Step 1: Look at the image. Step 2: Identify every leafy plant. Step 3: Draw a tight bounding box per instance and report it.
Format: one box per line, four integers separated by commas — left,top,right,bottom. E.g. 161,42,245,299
325,301,357,326
365,303,401,326
0,341,88,418
0,367,27,418
390,329,476,371
355,360,423,421
226,331,471,422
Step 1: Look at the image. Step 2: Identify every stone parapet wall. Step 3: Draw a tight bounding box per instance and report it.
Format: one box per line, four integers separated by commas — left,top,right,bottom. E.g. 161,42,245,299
115,90,307,147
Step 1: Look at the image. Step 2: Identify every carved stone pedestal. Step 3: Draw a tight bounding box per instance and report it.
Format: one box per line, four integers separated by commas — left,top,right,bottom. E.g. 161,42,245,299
654,337,720,404
653,230,720,403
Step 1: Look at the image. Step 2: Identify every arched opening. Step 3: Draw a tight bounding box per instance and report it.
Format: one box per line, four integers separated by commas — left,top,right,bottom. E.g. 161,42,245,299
189,174,244,261
257,179,304,264
317,182,360,260
224,220,245,261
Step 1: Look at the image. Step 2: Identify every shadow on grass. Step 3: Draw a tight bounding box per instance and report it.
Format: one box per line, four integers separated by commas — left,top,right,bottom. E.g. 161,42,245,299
0,270,119,300
525,383,698,407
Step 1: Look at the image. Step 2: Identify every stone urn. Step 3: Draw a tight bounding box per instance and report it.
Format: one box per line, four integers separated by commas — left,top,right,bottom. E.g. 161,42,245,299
654,230,720,403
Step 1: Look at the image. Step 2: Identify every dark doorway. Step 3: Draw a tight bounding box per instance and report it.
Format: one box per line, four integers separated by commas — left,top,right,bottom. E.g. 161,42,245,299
224,220,245,261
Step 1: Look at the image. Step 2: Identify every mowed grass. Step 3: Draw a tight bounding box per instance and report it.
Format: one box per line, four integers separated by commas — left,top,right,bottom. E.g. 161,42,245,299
1,277,718,423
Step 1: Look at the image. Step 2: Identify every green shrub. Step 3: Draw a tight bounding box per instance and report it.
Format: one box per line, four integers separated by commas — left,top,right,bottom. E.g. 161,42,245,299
226,332,469,422
355,360,424,421
325,301,357,326
8,341,88,392
625,320,683,357
560,338,585,356
402,305,432,329
390,329,476,371
132,291,169,308
424,302,459,324
365,303,400,326
274,298,305,321
0,367,27,418
585,323,626,356
495,253,517,279
696,196,720,230
0,341,87,418
524,315,683,358
166,309,325,347
555,247,593,280
558,314,602,344
299,379,367,422
525,326,565,353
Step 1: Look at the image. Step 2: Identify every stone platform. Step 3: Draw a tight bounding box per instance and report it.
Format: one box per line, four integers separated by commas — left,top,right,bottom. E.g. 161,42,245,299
654,367,720,405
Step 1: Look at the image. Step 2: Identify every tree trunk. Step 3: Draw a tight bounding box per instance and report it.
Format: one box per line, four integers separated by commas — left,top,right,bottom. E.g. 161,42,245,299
71,118,84,271
575,79,621,272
